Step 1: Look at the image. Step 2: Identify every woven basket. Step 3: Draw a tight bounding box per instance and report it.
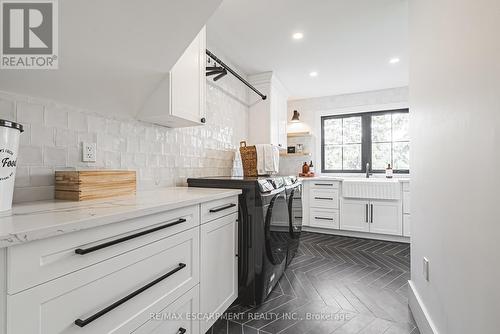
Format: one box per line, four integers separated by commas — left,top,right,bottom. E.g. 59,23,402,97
239,141,258,177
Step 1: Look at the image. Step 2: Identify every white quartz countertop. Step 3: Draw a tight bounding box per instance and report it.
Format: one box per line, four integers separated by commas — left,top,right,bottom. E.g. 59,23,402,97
0,187,241,248
299,176,410,182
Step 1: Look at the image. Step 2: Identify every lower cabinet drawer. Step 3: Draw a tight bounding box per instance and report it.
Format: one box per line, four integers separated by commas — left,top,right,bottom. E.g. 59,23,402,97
7,205,198,294
132,285,200,334
7,228,199,334
310,208,340,229
201,196,239,224
310,189,339,209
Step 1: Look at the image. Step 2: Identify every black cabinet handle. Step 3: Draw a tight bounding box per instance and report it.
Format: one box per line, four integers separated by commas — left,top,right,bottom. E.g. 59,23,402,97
314,197,334,200
178,328,187,334
200,117,206,123
75,218,187,255
314,183,333,186
209,203,236,213
370,204,374,223
365,204,369,223
74,263,187,327
315,217,334,221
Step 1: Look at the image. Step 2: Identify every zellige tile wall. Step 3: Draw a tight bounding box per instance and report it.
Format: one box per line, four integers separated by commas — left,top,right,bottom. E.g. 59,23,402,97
0,73,249,203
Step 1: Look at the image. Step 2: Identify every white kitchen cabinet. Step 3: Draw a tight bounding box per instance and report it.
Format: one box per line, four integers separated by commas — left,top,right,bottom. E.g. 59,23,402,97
403,214,411,237
247,72,289,148
138,27,206,128
310,208,340,229
1,192,241,334
200,212,238,333
7,228,199,334
131,285,200,334
403,191,410,214
341,199,401,236
369,200,402,235
340,199,370,233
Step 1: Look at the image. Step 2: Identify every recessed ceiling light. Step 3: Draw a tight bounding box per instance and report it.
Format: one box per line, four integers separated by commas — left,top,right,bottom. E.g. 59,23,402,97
309,71,318,77
292,32,304,40
389,57,400,64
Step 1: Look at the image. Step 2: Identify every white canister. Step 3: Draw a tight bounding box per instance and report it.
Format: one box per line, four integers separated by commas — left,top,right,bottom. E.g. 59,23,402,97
0,120,24,212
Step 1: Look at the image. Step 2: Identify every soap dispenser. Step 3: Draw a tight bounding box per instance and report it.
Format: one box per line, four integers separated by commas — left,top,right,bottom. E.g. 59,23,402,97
385,163,393,178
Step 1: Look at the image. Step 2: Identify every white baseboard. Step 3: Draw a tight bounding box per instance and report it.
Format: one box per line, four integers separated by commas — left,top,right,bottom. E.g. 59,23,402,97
408,280,439,334
302,226,410,243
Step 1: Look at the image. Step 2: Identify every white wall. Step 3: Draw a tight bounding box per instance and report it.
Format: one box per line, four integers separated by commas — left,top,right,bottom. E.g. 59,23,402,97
281,87,408,175
409,1,500,333
0,60,249,203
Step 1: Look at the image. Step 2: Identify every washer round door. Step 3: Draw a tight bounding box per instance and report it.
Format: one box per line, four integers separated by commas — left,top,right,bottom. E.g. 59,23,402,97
263,190,290,265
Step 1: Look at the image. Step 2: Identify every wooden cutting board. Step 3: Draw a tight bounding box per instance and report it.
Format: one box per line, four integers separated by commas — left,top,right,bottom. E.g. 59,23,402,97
55,170,136,201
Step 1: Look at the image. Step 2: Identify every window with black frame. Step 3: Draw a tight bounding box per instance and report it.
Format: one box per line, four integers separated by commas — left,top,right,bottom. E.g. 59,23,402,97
321,109,409,173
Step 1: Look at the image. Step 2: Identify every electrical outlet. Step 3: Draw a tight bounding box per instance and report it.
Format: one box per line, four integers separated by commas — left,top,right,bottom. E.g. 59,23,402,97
82,142,96,162
423,257,430,281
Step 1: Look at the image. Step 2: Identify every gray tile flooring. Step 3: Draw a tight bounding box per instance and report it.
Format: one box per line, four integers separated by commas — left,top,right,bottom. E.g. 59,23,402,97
208,232,419,334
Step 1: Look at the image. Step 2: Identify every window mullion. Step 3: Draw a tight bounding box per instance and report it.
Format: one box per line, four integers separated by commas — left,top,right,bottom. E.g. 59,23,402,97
361,115,371,172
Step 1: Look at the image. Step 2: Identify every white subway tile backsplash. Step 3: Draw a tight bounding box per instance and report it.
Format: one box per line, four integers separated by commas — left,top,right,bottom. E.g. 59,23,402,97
31,126,55,146
55,128,77,147
17,102,44,124
68,111,88,131
14,167,30,187
3,68,249,203
19,124,30,145
18,146,43,165
87,115,107,132
104,151,121,168
30,167,55,186
13,186,55,203
0,98,15,120
43,146,67,166
45,107,68,128
106,119,121,135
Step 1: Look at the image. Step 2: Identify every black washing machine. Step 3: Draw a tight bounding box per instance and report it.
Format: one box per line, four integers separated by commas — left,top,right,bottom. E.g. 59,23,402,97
187,176,291,306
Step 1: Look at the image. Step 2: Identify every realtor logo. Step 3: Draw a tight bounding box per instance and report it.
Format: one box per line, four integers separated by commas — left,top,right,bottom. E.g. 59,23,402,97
0,0,58,69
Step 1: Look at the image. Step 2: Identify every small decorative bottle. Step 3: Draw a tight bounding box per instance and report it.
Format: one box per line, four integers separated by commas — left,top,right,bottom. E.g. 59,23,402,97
309,161,315,174
385,163,393,178
302,162,309,174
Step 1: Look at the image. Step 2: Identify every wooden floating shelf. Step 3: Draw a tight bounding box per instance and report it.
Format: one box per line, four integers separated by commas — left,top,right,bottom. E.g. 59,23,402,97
279,152,312,157
287,132,312,137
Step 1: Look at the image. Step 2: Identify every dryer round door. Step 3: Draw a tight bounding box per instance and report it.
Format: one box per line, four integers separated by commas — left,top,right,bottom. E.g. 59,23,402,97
264,190,290,265
288,184,303,238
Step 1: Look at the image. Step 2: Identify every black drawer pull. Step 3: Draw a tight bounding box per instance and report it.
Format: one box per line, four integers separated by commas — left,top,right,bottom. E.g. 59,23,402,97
178,328,187,334
75,263,187,327
314,197,334,200
209,203,236,213
315,217,334,221
75,218,187,255
314,183,333,186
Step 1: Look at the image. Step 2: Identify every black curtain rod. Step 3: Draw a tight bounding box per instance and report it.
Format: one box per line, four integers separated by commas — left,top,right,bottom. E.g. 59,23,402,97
206,49,267,100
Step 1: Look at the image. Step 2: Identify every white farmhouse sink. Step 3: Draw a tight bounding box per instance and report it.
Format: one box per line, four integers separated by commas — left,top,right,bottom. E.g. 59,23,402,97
342,178,401,200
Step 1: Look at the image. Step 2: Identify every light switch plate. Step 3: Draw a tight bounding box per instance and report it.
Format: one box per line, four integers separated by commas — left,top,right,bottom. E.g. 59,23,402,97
82,142,97,162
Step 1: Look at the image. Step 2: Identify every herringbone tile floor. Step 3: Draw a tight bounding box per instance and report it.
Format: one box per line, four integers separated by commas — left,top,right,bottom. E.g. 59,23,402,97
208,232,419,334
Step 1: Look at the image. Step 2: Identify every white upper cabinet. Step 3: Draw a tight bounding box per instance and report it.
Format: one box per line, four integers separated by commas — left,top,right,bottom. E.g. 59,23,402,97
247,72,289,148
138,27,206,128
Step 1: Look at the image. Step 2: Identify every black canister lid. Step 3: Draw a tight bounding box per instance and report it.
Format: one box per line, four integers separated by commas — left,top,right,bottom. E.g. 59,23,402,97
0,119,23,132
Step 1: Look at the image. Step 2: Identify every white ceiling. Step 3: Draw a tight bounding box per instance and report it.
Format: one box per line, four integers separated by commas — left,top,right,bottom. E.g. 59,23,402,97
207,0,408,99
